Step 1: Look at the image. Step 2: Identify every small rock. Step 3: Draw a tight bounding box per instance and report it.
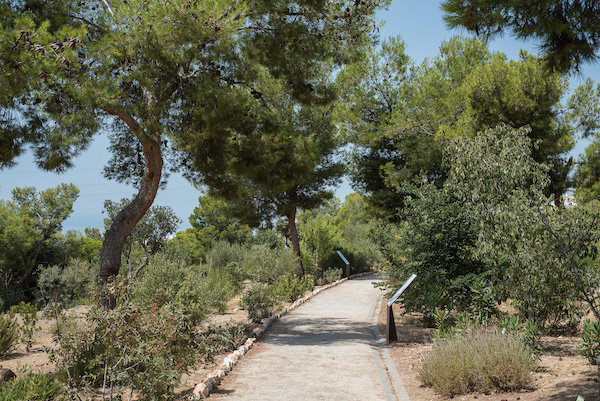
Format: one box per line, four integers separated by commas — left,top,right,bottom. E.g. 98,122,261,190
204,377,218,391
233,350,241,359
0,369,16,382
237,345,246,356
206,373,220,385
193,383,209,398
216,370,227,380
222,358,234,371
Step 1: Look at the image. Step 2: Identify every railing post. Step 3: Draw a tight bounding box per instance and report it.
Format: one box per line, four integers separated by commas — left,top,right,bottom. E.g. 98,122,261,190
386,274,417,344
336,251,351,279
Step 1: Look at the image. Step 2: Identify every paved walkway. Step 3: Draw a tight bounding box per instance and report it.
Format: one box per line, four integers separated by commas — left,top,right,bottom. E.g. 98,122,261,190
210,275,410,400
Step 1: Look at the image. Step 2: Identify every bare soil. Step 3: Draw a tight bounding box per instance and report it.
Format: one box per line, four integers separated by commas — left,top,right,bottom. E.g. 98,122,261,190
378,299,599,401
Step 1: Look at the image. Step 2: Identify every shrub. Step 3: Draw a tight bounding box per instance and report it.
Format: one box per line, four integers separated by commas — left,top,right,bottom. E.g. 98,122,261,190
10,302,41,351
132,253,237,324
38,258,96,306
0,373,63,401
174,267,237,322
241,283,276,324
242,245,297,283
273,275,314,303
316,267,343,286
0,312,19,357
196,323,248,363
418,330,536,397
580,319,600,364
206,241,247,271
50,278,199,401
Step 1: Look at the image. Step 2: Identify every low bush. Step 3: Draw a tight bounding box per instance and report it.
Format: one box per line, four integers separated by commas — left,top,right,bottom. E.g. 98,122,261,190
132,253,237,324
580,319,600,364
418,330,536,397
241,283,276,324
49,278,199,401
0,373,63,401
37,258,96,306
242,245,297,283
196,323,248,363
0,312,19,357
316,268,343,286
273,275,314,303
10,302,41,351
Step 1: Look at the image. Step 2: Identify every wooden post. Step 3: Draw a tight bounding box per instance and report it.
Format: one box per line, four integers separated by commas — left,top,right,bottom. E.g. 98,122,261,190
336,251,350,279
386,273,417,345
386,304,398,344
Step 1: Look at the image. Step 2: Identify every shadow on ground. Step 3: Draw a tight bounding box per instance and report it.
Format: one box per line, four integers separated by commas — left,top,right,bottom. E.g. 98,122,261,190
263,316,372,347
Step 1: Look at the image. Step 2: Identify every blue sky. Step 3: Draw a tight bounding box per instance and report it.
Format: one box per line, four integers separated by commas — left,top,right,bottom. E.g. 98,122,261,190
1,2,599,232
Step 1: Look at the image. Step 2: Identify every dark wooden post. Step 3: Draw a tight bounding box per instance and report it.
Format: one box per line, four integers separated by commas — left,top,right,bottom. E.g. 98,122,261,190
386,304,398,344
386,273,417,345
336,251,351,279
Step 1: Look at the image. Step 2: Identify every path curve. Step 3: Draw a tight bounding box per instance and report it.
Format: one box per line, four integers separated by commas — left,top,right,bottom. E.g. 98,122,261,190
210,274,410,400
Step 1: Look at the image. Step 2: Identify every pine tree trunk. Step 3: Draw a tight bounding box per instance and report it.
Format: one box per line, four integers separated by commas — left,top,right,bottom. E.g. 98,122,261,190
287,206,304,276
98,109,163,289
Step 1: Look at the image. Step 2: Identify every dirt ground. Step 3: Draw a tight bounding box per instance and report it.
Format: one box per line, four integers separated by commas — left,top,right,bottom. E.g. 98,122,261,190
378,298,599,401
3,287,599,401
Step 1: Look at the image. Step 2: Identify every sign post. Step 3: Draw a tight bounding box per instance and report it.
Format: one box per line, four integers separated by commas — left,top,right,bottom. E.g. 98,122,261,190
336,251,350,279
386,273,417,344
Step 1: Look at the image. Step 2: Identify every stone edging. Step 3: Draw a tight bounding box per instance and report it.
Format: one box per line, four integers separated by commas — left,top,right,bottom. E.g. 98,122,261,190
192,271,372,399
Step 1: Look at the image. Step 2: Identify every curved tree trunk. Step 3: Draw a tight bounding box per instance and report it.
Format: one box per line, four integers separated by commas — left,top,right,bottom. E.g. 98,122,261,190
98,108,163,286
286,205,304,276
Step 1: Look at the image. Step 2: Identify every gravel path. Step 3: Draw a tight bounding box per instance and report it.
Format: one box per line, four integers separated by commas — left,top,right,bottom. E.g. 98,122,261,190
209,275,410,400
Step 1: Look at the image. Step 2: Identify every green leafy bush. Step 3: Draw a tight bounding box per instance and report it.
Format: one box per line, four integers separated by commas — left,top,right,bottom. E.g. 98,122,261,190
241,283,276,324
418,330,536,397
316,268,343,286
50,278,199,401
131,252,236,324
38,258,96,306
0,373,63,401
273,275,314,303
0,312,19,357
580,319,600,364
207,241,247,271
196,323,248,363
497,316,543,356
242,245,297,283
10,302,41,351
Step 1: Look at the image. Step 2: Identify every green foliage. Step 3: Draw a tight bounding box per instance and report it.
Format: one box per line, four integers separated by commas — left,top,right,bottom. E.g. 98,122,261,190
342,35,592,219
103,199,181,282
10,302,40,352
418,330,536,397
0,312,19,357
131,251,236,325
0,373,63,401
241,284,277,324
580,319,600,364
497,316,543,356
164,228,206,265
316,268,343,286
242,245,297,284
447,125,600,326
441,0,600,72
37,258,96,306
273,275,314,303
196,323,248,363
190,194,252,249
50,278,198,400
0,184,79,297
382,181,491,319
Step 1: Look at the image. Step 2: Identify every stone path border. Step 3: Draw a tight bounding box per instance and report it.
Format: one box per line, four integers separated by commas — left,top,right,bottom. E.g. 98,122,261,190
191,272,373,399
